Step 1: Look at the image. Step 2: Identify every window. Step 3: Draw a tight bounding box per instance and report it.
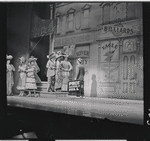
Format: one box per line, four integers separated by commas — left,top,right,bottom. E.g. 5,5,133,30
68,13,74,31
123,56,128,80
56,17,61,33
127,3,135,20
62,16,66,32
129,55,136,80
56,12,61,34
82,4,91,29
83,9,90,28
100,3,127,24
67,8,75,31
100,2,142,24
103,4,110,23
127,3,142,20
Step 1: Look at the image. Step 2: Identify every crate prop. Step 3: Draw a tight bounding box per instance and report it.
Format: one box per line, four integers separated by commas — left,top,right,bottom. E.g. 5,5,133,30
68,80,84,97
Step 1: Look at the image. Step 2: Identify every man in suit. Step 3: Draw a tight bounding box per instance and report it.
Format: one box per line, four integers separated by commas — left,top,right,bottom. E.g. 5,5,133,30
46,52,56,92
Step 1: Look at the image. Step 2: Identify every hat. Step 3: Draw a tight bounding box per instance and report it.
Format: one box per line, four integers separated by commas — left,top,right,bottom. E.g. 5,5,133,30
77,58,82,63
28,57,35,63
19,56,26,63
61,52,69,58
30,56,37,61
56,51,63,59
6,55,13,60
47,52,56,59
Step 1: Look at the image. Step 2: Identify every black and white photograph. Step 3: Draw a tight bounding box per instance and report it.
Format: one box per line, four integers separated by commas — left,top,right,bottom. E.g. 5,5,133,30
0,1,145,141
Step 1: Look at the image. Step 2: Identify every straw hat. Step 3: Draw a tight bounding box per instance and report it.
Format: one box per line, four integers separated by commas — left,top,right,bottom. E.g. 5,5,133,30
77,58,82,63
47,52,56,59
19,56,26,63
61,52,69,58
28,57,36,64
30,56,37,61
6,55,13,60
55,51,63,59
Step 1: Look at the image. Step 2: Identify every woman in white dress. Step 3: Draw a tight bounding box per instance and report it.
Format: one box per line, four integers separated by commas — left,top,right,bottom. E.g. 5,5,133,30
6,55,15,96
59,54,72,92
17,56,27,96
55,51,64,91
25,57,38,97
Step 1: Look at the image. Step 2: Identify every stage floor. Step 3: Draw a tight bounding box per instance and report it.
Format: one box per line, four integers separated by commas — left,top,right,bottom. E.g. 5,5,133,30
7,94,143,125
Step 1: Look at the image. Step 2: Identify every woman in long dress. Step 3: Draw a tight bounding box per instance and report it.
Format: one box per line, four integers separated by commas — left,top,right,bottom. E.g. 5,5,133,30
74,58,85,97
55,51,63,91
46,52,56,92
17,56,27,96
29,56,41,83
25,57,38,97
6,55,15,96
60,54,72,92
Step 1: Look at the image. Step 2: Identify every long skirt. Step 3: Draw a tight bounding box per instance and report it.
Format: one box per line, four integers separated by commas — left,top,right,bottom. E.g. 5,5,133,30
25,76,37,90
17,72,26,91
7,71,14,95
55,70,63,90
61,71,69,92
48,75,55,92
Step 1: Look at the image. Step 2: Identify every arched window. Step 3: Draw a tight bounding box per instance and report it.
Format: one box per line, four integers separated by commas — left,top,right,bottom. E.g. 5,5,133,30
82,4,91,29
129,55,136,80
67,8,75,31
123,56,128,80
68,13,74,31
103,4,110,23
56,12,61,34
62,15,66,32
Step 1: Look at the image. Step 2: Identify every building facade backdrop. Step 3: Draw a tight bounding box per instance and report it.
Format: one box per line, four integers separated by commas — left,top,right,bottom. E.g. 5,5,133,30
54,3,143,100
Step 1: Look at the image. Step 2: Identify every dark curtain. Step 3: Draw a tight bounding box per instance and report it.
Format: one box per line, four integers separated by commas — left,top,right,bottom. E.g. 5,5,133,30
30,3,51,81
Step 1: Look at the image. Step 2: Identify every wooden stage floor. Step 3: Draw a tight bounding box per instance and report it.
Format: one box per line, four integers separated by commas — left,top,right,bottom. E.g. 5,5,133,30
7,94,143,125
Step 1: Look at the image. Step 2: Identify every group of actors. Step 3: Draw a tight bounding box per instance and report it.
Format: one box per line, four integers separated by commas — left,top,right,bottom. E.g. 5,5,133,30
6,51,85,97
7,54,40,97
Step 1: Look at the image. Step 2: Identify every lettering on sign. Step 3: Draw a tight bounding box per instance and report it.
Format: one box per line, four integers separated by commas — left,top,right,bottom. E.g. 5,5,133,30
101,40,119,62
55,33,94,47
76,51,89,57
103,25,134,36
97,21,140,39
68,81,80,92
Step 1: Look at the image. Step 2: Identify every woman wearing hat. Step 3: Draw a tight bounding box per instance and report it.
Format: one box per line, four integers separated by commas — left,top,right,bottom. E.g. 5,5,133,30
59,53,72,92
55,51,64,91
25,57,38,97
17,56,27,96
74,58,85,97
46,52,56,92
6,55,15,96
29,56,41,83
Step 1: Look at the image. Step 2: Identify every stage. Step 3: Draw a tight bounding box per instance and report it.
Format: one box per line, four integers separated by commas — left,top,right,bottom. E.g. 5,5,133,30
7,93,143,125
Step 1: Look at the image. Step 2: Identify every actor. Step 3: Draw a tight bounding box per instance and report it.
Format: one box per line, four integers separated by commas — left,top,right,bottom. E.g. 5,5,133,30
17,56,27,96
6,55,15,96
46,52,56,92
25,57,38,97
59,53,72,92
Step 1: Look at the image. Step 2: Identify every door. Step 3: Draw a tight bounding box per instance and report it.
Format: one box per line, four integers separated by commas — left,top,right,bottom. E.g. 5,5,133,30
81,58,89,96
121,54,137,95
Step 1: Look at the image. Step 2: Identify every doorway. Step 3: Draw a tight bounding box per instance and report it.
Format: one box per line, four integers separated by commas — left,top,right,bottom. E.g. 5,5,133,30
30,36,49,81
121,54,137,95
